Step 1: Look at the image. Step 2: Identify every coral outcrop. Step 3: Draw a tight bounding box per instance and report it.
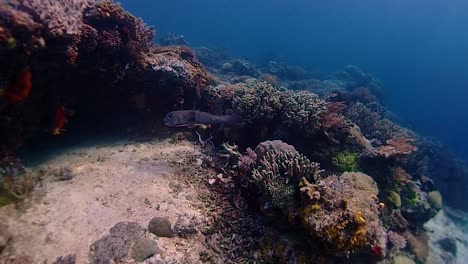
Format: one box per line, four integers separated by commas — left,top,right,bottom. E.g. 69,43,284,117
0,0,211,154
300,172,386,256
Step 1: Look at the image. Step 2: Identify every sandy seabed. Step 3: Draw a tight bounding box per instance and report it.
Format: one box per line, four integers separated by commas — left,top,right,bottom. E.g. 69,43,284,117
0,139,216,263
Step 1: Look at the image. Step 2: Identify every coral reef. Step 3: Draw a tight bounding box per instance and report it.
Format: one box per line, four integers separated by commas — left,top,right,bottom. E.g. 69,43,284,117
332,151,360,172
251,148,320,214
0,0,212,153
231,81,282,123
158,32,189,46
377,138,417,158
20,0,89,37
280,90,327,136
0,1,464,262
300,172,386,256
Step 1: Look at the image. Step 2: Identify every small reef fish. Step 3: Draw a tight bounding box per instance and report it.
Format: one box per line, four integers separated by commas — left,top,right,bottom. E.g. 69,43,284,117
51,106,67,135
1,68,32,103
163,110,245,128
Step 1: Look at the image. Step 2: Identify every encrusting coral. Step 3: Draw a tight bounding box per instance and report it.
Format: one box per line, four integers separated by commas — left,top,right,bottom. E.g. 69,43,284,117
299,172,386,256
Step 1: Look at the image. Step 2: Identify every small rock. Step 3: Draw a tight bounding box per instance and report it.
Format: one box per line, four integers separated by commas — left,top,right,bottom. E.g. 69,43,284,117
148,217,173,237
89,222,145,264
131,238,161,262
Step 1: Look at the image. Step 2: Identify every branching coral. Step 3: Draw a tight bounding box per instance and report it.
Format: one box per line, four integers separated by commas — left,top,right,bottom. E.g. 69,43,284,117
237,148,257,172
344,102,412,143
280,90,327,136
251,149,320,213
387,231,407,249
231,81,282,123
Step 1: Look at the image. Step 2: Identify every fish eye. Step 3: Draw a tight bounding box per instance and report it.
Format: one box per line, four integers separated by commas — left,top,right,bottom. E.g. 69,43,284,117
167,113,172,118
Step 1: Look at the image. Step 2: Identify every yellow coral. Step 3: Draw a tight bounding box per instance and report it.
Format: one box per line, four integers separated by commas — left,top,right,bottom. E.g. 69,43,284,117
354,210,366,225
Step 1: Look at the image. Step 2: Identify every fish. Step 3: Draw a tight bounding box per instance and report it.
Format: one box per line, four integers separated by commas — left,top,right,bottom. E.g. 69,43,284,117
163,110,245,128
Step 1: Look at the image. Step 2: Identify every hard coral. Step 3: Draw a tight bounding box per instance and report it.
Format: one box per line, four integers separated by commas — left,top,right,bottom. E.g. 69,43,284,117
251,149,320,214
280,90,327,136
20,0,89,37
387,231,407,249
344,102,411,143
300,172,386,256
377,138,417,158
0,2,42,49
145,46,213,108
231,81,282,123
254,140,297,160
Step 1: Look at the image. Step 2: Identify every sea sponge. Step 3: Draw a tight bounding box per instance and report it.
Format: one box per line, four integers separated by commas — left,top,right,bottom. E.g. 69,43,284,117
387,190,402,208
427,191,442,210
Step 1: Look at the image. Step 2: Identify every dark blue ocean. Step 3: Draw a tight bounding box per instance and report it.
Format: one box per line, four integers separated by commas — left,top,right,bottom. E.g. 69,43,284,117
120,0,468,161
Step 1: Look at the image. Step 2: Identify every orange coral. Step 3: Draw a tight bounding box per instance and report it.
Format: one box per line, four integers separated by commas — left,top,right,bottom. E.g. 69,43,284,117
3,68,32,103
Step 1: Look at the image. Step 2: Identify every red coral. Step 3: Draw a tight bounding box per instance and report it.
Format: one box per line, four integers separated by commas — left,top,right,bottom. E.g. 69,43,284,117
371,244,383,257
377,138,417,158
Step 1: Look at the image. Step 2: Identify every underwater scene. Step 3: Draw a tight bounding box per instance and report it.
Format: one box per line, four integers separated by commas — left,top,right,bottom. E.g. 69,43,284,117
0,0,467,263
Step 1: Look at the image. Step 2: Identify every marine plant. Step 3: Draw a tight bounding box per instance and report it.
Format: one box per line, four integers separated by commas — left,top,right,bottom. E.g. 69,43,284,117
332,151,360,172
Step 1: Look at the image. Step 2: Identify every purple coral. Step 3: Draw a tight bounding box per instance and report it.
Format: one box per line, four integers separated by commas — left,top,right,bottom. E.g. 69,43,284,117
238,148,257,172
387,231,407,249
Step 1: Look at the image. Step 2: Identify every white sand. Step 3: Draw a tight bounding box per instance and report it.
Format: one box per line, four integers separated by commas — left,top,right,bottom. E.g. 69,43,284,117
0,139,214,263
425,209,468,264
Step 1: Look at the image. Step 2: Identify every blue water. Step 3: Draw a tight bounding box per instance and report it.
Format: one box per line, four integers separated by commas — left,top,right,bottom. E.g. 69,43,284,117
119,0,468,161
